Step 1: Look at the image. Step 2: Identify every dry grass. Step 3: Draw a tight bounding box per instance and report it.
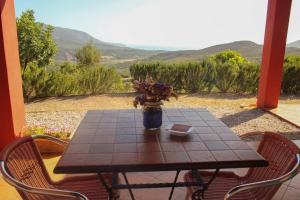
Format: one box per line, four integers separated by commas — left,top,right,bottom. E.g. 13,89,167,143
25,93,258,112
24,93,300,139
25,93,300,113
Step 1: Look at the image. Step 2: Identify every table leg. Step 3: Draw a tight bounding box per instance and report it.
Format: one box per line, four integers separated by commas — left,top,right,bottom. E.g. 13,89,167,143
168,170,180,200
98,173,116,200
122,172,135,200
192,168,220,200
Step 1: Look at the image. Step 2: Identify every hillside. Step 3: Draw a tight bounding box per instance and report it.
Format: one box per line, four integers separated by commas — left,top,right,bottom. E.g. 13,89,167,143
147,41,300,63
287,40,300,48
52,26,300,70
52,27,163,62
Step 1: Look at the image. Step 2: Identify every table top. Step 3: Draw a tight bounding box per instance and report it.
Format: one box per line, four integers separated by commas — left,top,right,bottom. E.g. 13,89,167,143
54,108,267,173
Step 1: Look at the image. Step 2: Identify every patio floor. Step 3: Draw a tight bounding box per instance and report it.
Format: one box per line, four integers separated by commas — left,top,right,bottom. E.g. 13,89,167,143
267,104,300,128
1,140,300,200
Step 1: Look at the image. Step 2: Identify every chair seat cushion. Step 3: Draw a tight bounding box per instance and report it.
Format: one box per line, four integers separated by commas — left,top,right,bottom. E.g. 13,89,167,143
184,171,256,200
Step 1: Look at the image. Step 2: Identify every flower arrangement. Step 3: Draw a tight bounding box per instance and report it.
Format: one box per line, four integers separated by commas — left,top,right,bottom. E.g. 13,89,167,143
133,76,177,109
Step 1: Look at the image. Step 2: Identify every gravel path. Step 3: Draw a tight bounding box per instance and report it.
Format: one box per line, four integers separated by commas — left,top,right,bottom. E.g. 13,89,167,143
25,94,300,139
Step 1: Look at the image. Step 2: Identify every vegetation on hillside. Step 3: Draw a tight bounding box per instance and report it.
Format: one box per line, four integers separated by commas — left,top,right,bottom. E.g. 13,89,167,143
282,56,300,95
17,9,300,99
18,10,123,100
75,43,101,67
22,62,123,99
130,50,299,94
146,41,300,63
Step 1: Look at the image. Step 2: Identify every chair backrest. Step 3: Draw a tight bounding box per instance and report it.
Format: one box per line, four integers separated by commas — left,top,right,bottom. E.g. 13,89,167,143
244,132,300,199
1,136,55,200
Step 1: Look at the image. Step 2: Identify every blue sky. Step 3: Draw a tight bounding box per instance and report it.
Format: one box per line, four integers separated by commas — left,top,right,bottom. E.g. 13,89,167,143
15,0,300,50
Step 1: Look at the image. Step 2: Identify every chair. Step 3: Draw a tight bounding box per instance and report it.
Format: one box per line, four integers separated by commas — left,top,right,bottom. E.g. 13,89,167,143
184,132,300,200
0,135,114,200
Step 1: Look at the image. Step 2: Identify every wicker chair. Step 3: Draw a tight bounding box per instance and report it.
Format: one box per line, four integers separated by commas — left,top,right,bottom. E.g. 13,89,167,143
184,132,300,200
0,135,114,200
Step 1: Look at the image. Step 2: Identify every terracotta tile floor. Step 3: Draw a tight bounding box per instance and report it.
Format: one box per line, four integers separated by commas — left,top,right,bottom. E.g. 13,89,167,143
1,141,300,200
268,104,300,128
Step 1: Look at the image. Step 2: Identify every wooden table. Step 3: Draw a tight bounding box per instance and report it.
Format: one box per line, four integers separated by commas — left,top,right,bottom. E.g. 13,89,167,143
55,108,267,200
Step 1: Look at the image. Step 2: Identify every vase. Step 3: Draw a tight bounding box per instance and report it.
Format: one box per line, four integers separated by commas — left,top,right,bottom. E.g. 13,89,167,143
142,102,162,130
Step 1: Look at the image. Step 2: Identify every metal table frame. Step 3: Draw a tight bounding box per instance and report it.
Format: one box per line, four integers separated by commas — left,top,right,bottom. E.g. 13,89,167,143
98,168,220,200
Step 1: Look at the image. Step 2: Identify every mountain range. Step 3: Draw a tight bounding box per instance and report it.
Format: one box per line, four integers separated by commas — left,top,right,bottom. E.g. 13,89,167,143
52,26,300,70
287,40,300,48
52,27,163,63
147,41,300,63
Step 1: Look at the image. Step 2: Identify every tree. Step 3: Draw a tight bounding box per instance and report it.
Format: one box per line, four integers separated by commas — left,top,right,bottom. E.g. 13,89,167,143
17,10,57,71
211,50,248,92
75,43,101,67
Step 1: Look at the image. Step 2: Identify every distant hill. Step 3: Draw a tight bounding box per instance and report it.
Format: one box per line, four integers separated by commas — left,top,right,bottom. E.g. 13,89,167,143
147,41,300,63
287,40,300,48
52,26,300,72
52,27,163,62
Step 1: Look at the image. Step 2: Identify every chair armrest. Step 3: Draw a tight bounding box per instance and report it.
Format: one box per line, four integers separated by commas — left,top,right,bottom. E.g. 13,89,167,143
31,134,68,146
224,154,300,200
0,161,88,200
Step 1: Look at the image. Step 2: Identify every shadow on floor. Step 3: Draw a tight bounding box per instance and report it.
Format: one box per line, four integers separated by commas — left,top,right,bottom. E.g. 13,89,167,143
220,108,265,128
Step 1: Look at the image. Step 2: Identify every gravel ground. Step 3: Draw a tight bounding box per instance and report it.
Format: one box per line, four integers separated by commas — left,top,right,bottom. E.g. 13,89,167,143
25,94,300,139
26,111,85,133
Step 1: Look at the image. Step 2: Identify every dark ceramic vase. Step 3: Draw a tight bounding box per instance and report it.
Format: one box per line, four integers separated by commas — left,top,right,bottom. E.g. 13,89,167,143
143,107,162,130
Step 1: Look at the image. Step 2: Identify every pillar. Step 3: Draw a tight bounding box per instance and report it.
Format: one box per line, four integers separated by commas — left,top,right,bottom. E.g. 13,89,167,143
257,0,292,108
0,0,25,150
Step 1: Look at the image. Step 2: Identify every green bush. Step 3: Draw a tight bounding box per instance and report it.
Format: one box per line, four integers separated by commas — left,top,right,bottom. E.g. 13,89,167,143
214,62,239,92
282,56,300,94
202,59,216,92
47,71,78,96
78,66,123,94
184,62,208,93
22,62,124,98
129,62,161,82
212,50,247,93
129,62,210,93
129,50,263,94
22,63,50,99
234,62,259,93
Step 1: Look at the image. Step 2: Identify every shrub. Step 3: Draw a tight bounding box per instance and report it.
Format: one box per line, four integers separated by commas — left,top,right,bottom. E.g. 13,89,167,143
129,62,161,82
129,62,210,93
210,50,255,93
47,71,78,96
129,54,300,95
22,62,124,98
22,63,50,99
201,59,216,92
184,62,208,93
214,62,239,92
234,62,260,93
78,66,123,94
75,43,101,67
282,56,300,94
168,63,186,92
213,50,248,65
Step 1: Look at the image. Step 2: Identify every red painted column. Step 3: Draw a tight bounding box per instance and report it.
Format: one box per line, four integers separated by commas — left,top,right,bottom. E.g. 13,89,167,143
257,0,292,108
0,0,25,149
